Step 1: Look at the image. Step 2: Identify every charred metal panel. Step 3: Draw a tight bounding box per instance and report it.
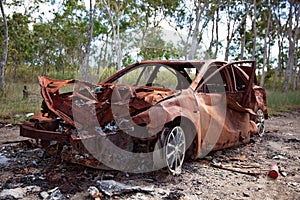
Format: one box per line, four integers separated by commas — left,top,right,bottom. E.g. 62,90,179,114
20,122,69,142
253,86,268,117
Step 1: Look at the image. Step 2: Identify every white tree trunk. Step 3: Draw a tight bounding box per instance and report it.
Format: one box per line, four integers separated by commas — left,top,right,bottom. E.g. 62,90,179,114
81,0,94,81
105,1,123,71
224,2,244,61
240,2,248,60
213,8,219,59
284,1,297,91
292,3,300,90
260,9,271,87
251,0,257,59
0,0,8,92
274,2,284,87
188,2,201,60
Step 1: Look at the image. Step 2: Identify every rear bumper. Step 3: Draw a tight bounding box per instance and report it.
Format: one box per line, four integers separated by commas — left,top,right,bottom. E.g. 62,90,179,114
20,121,111,170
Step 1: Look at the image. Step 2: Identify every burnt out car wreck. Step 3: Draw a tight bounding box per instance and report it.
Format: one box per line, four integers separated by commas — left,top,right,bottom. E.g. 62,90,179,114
20,60,268,175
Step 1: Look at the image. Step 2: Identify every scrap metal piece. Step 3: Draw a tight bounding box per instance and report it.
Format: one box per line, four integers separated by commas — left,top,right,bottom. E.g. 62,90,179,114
96,180,154,196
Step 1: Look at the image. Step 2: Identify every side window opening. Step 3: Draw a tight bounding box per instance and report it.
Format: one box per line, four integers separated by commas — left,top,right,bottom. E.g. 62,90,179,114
228,66,237,91
111,64,193,90
197,66,229,93
151,66,180,90
233,67,247,91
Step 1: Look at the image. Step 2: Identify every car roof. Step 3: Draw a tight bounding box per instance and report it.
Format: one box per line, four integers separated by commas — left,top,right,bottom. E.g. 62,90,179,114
102,60,227,83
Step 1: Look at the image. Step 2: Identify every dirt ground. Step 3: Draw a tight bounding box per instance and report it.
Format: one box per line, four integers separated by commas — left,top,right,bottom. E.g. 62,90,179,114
0,111,299,200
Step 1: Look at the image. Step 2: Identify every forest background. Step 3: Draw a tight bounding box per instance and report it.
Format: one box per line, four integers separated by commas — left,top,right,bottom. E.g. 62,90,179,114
0,0,299,122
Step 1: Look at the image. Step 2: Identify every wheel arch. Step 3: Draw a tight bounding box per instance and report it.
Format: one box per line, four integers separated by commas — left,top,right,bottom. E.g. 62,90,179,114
161,115,199,160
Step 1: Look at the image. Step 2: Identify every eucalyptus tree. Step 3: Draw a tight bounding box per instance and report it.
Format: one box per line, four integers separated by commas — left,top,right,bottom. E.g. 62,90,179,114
3,0,51,77
0,0,7,92
251,0,257,59
259,0,273,87
6,13,33,80
100,0,127,71
33,0,93,76
293,16,300,90
284,0,300,91
274,1,284,83
131,0,182,60
220,0,248,61
166,0,216,60
187,0,213,60
2,1,48,82
239,0,249,60
81,0,95,81
93,0,181,70
205,2,221,59
136,27,178,60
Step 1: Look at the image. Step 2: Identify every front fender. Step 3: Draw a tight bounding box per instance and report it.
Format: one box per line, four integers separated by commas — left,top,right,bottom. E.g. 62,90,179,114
253,86,268,118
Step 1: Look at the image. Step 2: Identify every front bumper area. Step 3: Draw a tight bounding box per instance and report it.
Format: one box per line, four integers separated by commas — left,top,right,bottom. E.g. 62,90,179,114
20,122,70,143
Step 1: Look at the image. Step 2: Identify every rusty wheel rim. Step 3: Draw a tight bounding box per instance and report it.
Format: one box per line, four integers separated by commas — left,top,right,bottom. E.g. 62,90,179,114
256,109,265,136
164,126,186,175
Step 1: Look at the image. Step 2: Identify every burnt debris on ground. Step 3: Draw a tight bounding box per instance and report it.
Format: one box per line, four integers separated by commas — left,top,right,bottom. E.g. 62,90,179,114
0,112,300,199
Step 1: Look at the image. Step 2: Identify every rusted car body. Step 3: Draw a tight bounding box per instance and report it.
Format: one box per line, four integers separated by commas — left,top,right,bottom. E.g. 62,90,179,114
20,60,267,174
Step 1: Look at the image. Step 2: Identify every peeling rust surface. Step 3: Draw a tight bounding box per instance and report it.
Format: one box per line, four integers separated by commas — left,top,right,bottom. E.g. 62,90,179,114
20,60,268,171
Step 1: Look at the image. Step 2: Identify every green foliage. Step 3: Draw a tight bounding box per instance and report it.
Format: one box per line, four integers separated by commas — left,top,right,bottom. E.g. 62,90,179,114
0,0,299,93
5,64,40,83
99,67,118,82
137,28,179,60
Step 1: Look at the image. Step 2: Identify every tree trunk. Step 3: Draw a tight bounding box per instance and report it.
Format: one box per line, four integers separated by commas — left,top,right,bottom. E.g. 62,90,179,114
260,9,271,87
81,0,94,81
224,19,230,61
284,1,296,92
0,0,8,92
278,39,284,83
296,64,300,90
292,3,299,90
97,45,104,75
188,1,210,60
188,2,201,60
105,1,122,71
213,7,219,59
224,1,232,61
251,0,257,59
266,32,271,82
205,12,215,59
240,2,248,60
293,65,300,90
273,1,284,87
224,2,243,61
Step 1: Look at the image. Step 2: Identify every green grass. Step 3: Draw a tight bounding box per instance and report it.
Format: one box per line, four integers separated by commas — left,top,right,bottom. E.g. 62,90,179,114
266,90,300,115
0,82,42,124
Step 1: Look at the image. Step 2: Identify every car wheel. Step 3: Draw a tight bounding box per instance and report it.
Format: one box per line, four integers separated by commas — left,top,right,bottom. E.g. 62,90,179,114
256,109,265,136
164,126,186,175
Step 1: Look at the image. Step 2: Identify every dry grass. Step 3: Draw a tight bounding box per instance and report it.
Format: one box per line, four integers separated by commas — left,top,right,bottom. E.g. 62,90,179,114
266,90,300,115
0,82,42,123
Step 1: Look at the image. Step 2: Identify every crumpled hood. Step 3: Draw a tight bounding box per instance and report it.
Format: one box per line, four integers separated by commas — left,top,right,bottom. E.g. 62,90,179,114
37,76,180,129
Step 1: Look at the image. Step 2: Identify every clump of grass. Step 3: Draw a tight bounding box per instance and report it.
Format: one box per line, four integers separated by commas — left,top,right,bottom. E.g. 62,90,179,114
0,82,42,124
266,90,300,115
